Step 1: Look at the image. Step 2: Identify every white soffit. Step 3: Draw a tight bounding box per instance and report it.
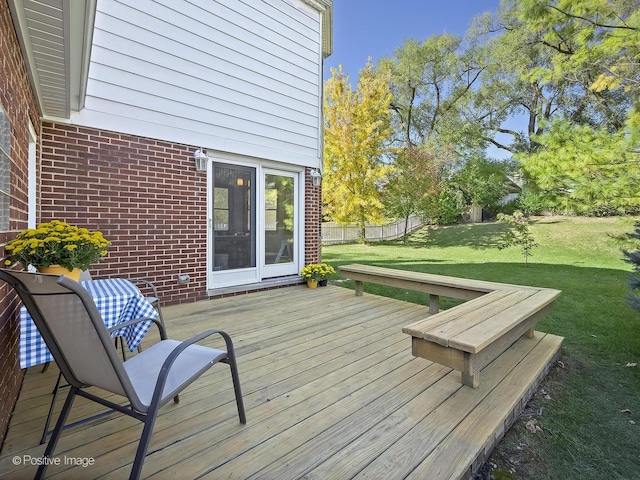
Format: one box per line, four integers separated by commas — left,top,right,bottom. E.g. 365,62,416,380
8,0,96,119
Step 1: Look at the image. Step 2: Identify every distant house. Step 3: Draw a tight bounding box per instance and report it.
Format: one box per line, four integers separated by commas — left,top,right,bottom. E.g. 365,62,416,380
0,0,332,445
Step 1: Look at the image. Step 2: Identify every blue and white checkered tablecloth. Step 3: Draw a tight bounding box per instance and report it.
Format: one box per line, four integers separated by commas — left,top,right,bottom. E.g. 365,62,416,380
19,278,158,369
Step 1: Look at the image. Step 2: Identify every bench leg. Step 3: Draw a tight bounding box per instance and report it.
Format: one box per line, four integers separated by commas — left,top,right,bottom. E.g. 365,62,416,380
462,353,480,388
429,294,440,314
525,327,535,338
461,370,480,388
354,280,363,296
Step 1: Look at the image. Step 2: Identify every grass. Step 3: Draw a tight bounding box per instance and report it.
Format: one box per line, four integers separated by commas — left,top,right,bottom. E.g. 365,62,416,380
322,215,640,480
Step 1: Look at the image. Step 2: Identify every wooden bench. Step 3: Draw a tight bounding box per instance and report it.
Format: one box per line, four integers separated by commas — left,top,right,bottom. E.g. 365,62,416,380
340,264,561,388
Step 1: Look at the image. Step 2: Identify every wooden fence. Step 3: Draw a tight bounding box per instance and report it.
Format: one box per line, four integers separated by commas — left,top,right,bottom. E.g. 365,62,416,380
321,216,423,245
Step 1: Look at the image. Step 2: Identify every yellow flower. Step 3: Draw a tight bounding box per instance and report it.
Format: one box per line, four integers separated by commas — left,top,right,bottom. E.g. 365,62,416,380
3,220,111,270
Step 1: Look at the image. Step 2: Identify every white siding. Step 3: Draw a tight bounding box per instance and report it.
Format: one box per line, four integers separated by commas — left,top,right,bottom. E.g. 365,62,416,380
70,0,323,166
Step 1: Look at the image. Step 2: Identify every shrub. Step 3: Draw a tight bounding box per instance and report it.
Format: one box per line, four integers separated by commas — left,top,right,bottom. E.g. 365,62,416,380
516,190,547,216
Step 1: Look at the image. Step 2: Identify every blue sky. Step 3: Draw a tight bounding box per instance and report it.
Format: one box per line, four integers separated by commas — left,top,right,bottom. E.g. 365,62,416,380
324,0,503,80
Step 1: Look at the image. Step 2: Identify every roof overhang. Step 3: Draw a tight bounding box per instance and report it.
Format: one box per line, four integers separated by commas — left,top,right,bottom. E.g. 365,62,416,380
301,0,333,58
7,0,96,120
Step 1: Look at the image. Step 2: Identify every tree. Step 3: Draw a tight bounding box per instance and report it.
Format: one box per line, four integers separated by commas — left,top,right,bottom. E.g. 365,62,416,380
519,119,640,213
323,62,394,240
493,0,640,212
448,156,514,213
467,3,631,157
514,0,636,131
383,144,452,242
497,211,539,265
623,221,640,317
377,35,486,153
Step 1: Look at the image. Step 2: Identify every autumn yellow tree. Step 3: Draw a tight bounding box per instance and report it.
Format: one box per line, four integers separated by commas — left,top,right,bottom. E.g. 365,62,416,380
323,62,393,240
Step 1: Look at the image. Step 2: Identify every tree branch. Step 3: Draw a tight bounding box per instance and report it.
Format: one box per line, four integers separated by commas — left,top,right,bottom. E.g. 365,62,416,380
484,136,515,153
550,5,639,32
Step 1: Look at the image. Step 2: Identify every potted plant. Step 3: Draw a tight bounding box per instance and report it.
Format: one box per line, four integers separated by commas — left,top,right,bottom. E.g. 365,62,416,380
316,262,335,286
300,263,335,288
3,220,111,281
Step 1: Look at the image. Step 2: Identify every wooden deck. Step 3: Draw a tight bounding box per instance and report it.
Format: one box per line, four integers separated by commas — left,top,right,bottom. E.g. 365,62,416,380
0,285,562,479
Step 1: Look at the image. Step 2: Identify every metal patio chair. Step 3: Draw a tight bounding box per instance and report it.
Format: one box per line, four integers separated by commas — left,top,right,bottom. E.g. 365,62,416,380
0,269,246,480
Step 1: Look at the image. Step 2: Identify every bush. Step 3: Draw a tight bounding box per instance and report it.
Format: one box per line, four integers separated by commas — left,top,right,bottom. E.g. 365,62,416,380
432,190,464,225
516,190,547,216
583,203,639,217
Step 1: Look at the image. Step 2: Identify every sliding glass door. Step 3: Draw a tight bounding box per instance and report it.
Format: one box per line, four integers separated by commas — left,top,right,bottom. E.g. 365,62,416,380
210,162,257,287
208,161,301,289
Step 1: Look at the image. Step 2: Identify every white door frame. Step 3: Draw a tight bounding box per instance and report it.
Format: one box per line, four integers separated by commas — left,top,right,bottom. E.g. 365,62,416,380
206,155,304,291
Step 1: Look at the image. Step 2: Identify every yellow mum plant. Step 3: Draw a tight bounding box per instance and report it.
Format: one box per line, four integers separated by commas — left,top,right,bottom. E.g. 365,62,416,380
300,263,336,281
4,220,111,271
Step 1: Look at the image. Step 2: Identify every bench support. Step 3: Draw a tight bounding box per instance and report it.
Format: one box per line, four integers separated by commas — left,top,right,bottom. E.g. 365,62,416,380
354,280,363,297
410,302,555,388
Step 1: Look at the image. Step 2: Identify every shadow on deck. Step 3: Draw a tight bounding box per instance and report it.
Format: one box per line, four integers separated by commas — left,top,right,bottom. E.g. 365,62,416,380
0,284,562,479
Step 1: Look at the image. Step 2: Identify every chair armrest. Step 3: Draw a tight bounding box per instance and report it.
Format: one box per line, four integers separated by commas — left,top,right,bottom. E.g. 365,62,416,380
149,329,237,409
130,278,160,299
107,316,167,340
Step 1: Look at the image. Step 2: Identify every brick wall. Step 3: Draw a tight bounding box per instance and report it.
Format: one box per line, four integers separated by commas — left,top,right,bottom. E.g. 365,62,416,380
40,124,323,302
304,167,322,264
40,124,210,305
0,0,42,446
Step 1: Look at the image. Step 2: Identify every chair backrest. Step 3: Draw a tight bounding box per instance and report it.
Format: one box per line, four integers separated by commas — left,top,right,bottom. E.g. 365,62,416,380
0,269,144,410
79,270,93,282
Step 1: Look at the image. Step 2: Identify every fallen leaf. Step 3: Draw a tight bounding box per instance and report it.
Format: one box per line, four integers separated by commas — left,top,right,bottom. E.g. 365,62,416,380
621,409,632,414
626,362,637,367
630,420,636,425
525,419,542,433
544,394,552,400
557,360,565,369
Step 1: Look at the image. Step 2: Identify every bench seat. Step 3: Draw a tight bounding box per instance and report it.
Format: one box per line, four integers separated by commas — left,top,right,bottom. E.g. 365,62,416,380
340,264,561,388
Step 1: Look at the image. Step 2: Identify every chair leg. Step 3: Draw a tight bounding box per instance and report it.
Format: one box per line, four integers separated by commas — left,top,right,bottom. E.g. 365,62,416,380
36,387,77,480
41,361,50,373
155,303,165,328
41,372,63,444
129,410,159,480
118,337,127,361
227,353,246,424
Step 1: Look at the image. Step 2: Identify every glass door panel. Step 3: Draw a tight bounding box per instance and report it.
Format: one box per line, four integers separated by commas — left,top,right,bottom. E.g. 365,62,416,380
264,174,294,265
262,171,298,278
211,163,257,286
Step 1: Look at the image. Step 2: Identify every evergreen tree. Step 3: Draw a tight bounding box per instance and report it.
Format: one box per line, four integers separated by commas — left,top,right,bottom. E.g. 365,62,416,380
623,221,640,316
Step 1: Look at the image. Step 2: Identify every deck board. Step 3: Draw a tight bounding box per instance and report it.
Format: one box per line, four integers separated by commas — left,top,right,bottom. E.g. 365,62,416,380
0,285,562,480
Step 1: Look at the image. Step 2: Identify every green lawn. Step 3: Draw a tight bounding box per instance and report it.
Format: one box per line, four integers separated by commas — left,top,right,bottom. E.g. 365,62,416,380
322,216,640,480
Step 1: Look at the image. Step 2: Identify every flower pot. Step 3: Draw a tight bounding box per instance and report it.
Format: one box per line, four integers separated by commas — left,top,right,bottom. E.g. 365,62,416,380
37,265,82,282
306,279,318,289
318,279,328,287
